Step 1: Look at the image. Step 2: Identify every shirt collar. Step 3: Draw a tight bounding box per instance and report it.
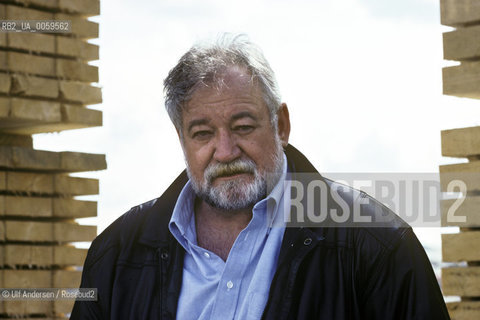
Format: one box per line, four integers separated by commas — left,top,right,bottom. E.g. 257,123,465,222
168,180,197,251
251,153,288,229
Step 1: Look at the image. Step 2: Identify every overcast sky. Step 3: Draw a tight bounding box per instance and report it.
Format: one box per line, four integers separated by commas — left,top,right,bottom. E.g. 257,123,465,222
34,0,480,269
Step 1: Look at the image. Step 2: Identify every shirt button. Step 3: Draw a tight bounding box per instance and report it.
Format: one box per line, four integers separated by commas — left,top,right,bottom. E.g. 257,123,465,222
203,252,210,258
226,281,234,289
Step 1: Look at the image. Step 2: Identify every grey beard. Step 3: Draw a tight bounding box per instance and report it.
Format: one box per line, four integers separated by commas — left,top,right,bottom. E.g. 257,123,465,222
186,139,284,211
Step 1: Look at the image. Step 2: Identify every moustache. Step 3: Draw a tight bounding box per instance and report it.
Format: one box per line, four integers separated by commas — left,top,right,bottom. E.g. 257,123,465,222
205,159,256,182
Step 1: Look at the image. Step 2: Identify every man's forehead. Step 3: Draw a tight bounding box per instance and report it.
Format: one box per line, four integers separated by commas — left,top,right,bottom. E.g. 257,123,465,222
182,92,267,132
185,68,263,108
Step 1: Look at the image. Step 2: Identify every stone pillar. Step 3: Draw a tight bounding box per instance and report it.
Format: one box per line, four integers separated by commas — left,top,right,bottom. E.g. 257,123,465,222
0,0,104,318
440,0,480,319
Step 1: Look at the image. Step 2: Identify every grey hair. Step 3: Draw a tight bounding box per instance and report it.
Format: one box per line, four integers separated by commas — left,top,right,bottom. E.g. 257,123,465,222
163,34,282,130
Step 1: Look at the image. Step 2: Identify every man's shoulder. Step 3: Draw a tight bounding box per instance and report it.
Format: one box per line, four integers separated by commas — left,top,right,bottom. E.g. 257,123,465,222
320,178,412,253
84,171,189,268
285,145,413,254
84,198,161,267
297,178,419,284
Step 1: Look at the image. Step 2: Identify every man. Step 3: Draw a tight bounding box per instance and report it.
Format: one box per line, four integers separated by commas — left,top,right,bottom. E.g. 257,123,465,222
71,35,450,319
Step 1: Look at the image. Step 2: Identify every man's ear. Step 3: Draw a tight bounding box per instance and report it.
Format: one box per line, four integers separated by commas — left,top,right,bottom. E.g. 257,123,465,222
277,103,291,147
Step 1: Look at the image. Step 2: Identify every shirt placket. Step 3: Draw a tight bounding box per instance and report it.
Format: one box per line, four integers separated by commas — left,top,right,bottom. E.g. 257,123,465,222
209,214,265,320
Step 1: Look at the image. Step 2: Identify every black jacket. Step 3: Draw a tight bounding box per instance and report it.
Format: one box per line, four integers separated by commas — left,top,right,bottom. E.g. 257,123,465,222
71,145,450,319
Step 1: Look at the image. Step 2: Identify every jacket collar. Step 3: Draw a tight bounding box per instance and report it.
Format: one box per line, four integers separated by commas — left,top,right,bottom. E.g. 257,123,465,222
138,170,188,247
137,144,329,248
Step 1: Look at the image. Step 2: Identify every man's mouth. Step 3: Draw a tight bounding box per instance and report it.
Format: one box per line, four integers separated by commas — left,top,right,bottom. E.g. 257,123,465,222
214,170,252,180
204,159,257,184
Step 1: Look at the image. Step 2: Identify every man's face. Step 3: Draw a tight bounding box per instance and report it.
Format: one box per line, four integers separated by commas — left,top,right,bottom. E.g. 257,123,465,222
179,66,290,211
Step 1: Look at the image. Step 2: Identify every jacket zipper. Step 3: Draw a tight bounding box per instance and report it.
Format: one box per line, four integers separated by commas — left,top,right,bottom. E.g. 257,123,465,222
158,247,171,320
157,248,164,320
277,232,321,320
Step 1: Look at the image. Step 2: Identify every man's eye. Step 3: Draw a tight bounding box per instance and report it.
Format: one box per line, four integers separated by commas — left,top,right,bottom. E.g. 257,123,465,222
192,131,212,139
234,125,254,133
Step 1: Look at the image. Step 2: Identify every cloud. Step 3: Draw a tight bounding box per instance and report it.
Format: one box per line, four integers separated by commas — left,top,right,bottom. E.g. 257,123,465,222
360,0,439,23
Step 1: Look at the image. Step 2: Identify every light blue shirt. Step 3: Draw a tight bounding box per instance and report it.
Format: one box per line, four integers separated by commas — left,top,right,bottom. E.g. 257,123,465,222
169,154,289,320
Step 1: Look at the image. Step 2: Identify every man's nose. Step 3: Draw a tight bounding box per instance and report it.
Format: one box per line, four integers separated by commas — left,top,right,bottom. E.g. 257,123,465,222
213,130,241,163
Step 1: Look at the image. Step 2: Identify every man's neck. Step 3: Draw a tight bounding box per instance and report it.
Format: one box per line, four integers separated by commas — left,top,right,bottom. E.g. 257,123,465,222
194,198,253,261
